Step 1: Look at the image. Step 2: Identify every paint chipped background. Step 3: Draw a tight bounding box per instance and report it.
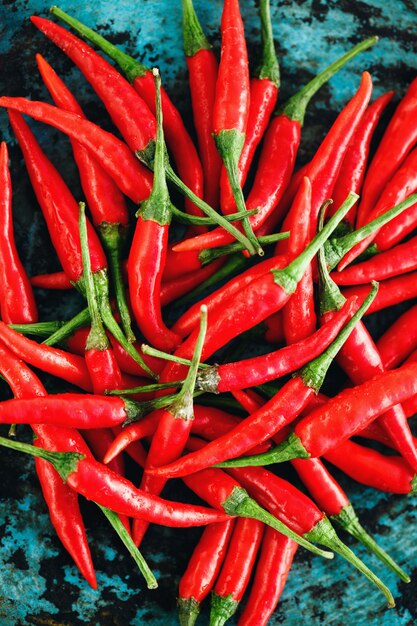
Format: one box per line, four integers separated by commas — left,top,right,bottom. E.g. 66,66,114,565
1,0,417,624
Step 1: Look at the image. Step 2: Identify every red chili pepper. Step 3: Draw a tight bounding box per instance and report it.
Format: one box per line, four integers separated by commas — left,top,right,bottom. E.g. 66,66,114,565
36,53,134,341
341,271,417,315
8,110,106,283
281,177,317,343
219,0,280,217
182,0,221,210
327,91,394,225
132,307,207,546
173,38,377,253
128,70,181,352
148,285,373,479
337,146,417,270
0,142,38,324
49,7,205,221
196,294,357,393
0,435,231,528
355,75,417,227
0,322,92,391
376,303,417,370
263,310,285,344
177,520,235,626
237,530,297,626
160,258,224,307
30,270,73,290
210,517,264,625
223,464,394,606
324,439,417,495
0,341,97,588
1,97,152,202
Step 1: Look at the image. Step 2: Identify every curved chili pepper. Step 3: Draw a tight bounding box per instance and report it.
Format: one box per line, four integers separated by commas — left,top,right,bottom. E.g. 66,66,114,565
210,517,264,626
0,322,92,391
36,53,134,341
341,271,417,315
49,7,205,221
376,303,417,371
173,38,377,253
196,294,356,393
128,70,181,352
0,97,152,202
177,520,235,626
30,270,73,290
219,0,279,217
0,342,97,588
337,146,417,270
324,439,417,495
237,530,297,626
223,464,394,607
327,91,394,225
132,307,207,546
0,142,38,324
355,75,417,227
149,285,373,478
182,0,221,210
219,361,417,468
282,177,316,344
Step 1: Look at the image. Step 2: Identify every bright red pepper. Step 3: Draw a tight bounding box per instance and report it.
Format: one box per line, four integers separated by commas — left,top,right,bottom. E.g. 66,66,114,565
376,303,417,370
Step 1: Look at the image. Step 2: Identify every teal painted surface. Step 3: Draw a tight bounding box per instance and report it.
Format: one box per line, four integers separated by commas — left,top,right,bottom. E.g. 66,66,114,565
1,1,417,624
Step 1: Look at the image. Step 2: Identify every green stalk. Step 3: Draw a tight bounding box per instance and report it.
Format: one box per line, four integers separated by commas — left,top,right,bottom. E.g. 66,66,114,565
256,0,280,85
122,390,206,426
43,306,90,346
108,380,186,396
325,191,417,270
272,192,358,295
209,593,238,626
333,504,410,583
306,517,394,608
171,206,258,226
198,231,289,267
79,203,109,351
222,487,333,560
182,0,211,57
98,504,158,589
9,320,66,337
178,597,200,626
280,36,378,124
141,344,210,370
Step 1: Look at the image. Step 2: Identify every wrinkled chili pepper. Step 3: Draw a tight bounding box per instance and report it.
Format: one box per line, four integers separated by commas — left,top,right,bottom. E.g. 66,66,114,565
0,142,38,324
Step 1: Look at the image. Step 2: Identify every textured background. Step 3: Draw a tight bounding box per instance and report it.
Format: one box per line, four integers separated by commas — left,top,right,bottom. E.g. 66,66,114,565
1,1,417,624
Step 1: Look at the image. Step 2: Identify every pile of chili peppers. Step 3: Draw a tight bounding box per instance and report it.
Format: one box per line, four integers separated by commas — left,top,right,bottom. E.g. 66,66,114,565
2,1,417,623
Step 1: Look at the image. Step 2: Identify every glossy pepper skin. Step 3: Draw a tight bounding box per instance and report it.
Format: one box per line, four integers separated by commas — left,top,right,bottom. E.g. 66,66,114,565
0,142,38,324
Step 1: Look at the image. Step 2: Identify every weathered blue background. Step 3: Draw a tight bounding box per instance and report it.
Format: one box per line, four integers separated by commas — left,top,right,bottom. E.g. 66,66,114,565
1,1,417,624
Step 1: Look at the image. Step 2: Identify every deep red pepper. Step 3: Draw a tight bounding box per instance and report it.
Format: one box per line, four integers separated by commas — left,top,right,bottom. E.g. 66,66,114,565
182,0,221,210
219,0,279,217
128,70,181,352
0,321,92,391
0,142,38,324
355,75,417,227
376,303,417,371
160,258,224,307
48,7,206,221
338,146,417,270
341,272,417,315
173,39,377,253
237,530,297,626
30,270,73,290
177,520,235,626
210,517,264,626
327,91,394,225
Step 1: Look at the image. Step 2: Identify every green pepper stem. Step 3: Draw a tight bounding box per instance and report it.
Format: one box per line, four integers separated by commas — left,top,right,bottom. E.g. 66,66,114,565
256,0,280,86
108,380,186,396
99,222,135,343
122,390,206,426
182,0,211,57
213,129,263,256
98,504,158,589
141,344,210,369
177,597,200,626
198,231,289,266
171,206,258,226
318,202,346,314
273,193,358,294
326,191,417,270
305,517,395,608
280,36,378,124
333,504,410,583
0,435,84,482
9,320,66,337
209,593,238,626
43,307,91,347
79,203,109,352
170,306,207,420
222,487,333,559
299,282,378,391
50,6,147,82
216,431,309,468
